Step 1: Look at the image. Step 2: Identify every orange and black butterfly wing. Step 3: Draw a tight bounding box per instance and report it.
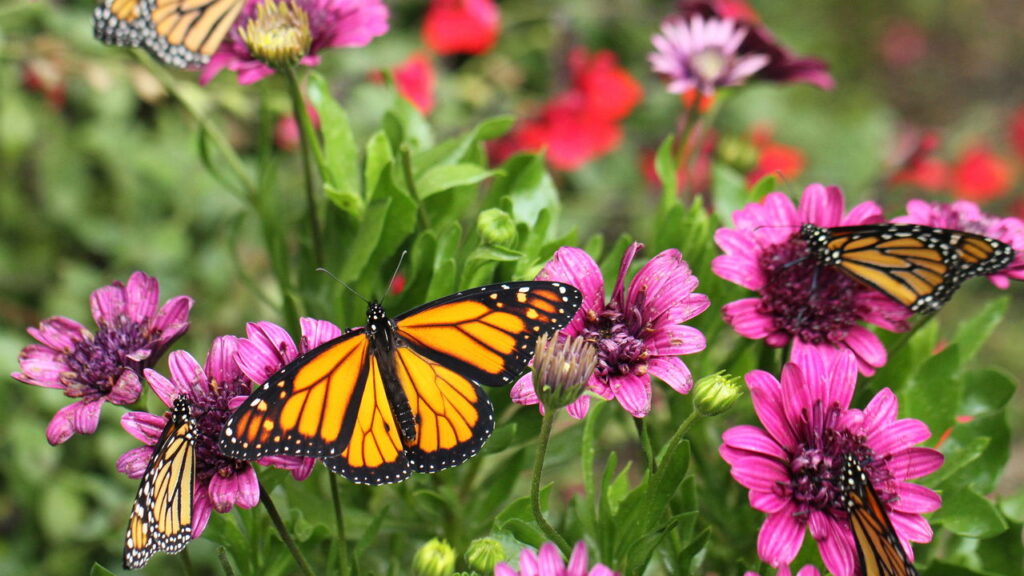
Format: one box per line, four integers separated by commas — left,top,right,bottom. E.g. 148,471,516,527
839,455,918,576
137,0,244,68
220,329,373,460
802,224,1014,313
94,0,147,47
124,395,196,570
324,281,582,483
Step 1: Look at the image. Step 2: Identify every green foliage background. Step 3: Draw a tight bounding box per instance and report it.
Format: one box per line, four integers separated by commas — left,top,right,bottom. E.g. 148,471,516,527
2,0,1023,574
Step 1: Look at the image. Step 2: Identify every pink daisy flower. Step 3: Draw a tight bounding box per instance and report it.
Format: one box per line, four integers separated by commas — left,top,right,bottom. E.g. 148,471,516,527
719,348,943,576
495,541,618,576
12,271,192,445
711,183,911,376
511,243,710,419
118,335,314,538
648,14,770,95
745,565,820,576
201,0,389,85
892,198,1024,288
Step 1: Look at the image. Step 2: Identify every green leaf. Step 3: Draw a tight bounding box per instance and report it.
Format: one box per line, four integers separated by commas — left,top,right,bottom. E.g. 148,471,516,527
643,439,690,529
902,343,962,433
582,401,606,499
709,161,750,225
364,130,393,202
976,522,1024,576
490,154,560,232
1001,491,1024,523
308,73,363,220
500,519,547,549
960,368,1016,415
872,320,940,393
383,97,434,152
416,164,497,200
950,296,1009,361
412,115,514,175
942,411,1010,493
90,563,117,576
654,135,678,207
932,436,989,486
933,488,1008,538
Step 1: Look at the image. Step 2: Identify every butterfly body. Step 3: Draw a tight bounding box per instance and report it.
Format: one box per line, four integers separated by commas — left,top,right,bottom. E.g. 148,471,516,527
220,281,583,485
800,223,1014,313
123,395,196,570
837,454,918,576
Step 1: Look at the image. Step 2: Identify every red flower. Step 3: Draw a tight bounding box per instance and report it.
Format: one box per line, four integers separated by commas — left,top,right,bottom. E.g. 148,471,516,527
493,48,641,171
747,127,805,185
951,144,1015,202
274,104,321,152
391,53,436,114
1010,106,1024,163
888,130,947,191
422,0,500,56
570,49,643,122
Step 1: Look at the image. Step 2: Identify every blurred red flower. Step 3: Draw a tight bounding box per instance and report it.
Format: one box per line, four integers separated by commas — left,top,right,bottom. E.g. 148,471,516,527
422,0,501,56
889,130,947,191
951,144,1015,202
274,104,321,152
393,53,436,114
747,127,805,185
492,49,641,171
22,57,66,109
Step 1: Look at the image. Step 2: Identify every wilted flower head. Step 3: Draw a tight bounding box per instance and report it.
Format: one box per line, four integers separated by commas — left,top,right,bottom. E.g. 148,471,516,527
118,333,315,537
719,348,942,576
649,14,770,95
239,0,312,68
12,271,192,445
512,243,710,418
676,0,835,90
711,183,911,376
201,0,389,84
893,199,1024,288
495,541,618,576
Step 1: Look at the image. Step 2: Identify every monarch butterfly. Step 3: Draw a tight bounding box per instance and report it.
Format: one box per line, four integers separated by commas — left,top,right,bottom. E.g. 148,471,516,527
123,395,196,570
800,223,1014,313
93,0,244,68
219,281,583,485
837,454,918,576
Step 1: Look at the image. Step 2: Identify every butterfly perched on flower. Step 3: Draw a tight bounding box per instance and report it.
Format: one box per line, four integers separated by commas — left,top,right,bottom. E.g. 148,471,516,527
800,223,1014,313
93,0,244,68
219,281,583,485
123,394,196,570
837,454,919,576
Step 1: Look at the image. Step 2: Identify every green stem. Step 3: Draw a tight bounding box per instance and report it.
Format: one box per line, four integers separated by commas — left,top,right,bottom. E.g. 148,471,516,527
284,66,325,268
259,480,316,576
217,547,237,576
530,409,571,556
130,51,256,199
328,473,352,576
659,410,701,469
633,416,656,474
399,146,432,229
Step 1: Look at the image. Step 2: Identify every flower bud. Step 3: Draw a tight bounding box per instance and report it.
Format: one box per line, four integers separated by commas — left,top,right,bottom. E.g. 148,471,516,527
692,371,743,417
240,0,312,69
465,537,505,574
412,538,457,576
532,332,598,410
476,208,518,248
715,133,759,174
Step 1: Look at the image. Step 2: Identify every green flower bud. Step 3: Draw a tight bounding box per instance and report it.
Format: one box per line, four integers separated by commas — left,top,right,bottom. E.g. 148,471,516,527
476,208,518,248
532,332,598,410
465,538,505,574
715,133,759,174
412,538,457,576
692,371,744,417
239,0,312,69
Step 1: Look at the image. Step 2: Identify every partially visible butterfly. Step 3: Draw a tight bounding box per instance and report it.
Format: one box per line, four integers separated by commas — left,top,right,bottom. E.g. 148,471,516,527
93,0,244,68
800,223,1014,313
219,281,583,485
836,454,918,576
123,394,196,570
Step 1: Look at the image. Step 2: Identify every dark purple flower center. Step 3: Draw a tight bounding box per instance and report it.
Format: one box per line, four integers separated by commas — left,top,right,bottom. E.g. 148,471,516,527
192,379,251,483
580,297,651,381
62,319,147,399
757,236,863,344
778,400,894,519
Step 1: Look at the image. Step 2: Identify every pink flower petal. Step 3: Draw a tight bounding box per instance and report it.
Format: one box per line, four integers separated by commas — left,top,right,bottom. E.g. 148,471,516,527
192,488,212,539
757,506,805,566
886,447,944,480
537,542,563,573
144,367,188,408
565,394,591,419
728,455,789,492
538,246,606,335
46,399,103,445
123,271,159,323
841,326,887,375
811,512,856,576
648,355,693,395
28,316,89,350
890,510,934,544
12,346,69,388
121,411,168,444
723,298,776,339
299,317,343,349
206,335,242,386
610,373,652,418
90,284,126,327
117,446,154,478
646,325,706,356
510,374,540,406
109,369,142,405
891,482,942,514
721,425,788,460
712,252,766,291
798,183,844,227
749,490,790,514
152,295,194,334
746,370,796,449
168,350,210,396
567,541,589,574
840,199,885,226
209,467,259,513
611,242,643,305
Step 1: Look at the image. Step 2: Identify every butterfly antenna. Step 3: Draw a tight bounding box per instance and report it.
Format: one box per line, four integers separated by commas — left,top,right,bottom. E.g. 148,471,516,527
382,251,408,306
316,268,369,304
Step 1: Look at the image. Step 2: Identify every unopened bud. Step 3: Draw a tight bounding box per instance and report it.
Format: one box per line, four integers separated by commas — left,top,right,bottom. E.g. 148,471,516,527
476,208,518,248
465,537,505,574
692,371,743,416
532,332,598,410
412,538,456,576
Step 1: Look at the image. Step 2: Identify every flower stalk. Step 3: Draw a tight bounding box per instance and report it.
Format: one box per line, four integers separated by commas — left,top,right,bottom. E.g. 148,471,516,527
530,406,571,557
259,479,316,576
284,65,325,267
